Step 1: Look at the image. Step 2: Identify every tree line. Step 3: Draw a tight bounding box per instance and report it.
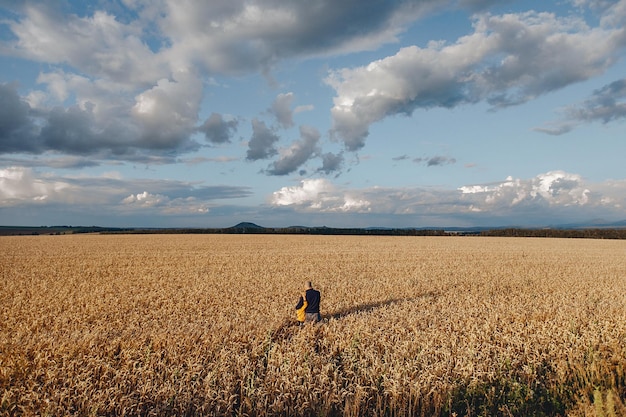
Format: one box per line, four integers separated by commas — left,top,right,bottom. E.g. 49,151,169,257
478,228,626,239
2,225,626,239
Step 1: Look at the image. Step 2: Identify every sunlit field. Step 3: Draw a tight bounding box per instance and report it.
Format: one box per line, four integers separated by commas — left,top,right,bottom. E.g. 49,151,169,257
1,234,625,416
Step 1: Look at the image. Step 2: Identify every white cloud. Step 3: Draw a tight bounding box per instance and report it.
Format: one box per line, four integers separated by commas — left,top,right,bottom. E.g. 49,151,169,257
271,178,334,206
270,92,295,129
271,180,466,216
270,178,371,212
0,167,72,206
459,171,593,207
122,191,166,207
33,69,138,134
294,104,314,114
132,68,204,148
533,172,590,205
281,182,387,212
327,9,625,150
340,196,371,212
121,191,210,214
7,6,166,85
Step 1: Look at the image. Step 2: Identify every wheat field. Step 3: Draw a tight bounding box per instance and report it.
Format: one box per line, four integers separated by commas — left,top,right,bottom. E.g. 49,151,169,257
1,234,625,416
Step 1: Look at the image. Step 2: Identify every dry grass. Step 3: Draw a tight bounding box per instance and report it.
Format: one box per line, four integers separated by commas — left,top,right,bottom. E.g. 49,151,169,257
1,234,625,416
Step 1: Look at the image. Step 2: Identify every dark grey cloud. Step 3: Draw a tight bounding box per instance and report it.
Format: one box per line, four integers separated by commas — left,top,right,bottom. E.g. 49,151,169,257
40,156,102,169
390,154,458,167
0,84,134,156
155,183,253,201
41,105,108,154
392,154,410,161
52,176,252,201
162,0,435,75
535,78,626,135
0,83,41,153
458,0,514,11
269,0,404,54
319,152,344,174
0,155,101,169
266,125,320,176
412,156,456,166
246,118,279,161
534,78,626,135
43,104,198,155
197,113,239,144
572,78,626,122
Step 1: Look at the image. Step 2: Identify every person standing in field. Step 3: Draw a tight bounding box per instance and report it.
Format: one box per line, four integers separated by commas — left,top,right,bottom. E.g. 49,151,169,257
295,281,321,323
295,293,307,324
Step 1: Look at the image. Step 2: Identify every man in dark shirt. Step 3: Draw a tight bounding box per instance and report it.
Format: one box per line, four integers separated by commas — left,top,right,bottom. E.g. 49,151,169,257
295,281,321,323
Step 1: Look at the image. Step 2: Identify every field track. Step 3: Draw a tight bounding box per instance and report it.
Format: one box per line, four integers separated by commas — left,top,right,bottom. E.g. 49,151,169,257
2,234,625,416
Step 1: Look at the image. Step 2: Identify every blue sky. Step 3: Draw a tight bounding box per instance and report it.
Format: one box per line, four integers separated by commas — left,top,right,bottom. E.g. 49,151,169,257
1,0,625,228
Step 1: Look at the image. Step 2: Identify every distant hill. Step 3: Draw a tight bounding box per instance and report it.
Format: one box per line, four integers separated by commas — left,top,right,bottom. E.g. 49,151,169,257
230,222,264,229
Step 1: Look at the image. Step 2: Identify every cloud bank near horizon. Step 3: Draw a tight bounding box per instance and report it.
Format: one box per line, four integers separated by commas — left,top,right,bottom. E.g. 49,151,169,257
3,165,622,227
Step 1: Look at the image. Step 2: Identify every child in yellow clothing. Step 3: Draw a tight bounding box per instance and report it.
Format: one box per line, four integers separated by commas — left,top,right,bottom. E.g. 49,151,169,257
295,293,307,324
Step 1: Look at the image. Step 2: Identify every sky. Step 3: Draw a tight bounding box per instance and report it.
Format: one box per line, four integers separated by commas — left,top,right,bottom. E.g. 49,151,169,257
0,0,625,229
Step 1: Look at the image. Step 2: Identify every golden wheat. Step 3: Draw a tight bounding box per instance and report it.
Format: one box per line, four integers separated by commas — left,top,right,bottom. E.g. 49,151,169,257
1,234,625,416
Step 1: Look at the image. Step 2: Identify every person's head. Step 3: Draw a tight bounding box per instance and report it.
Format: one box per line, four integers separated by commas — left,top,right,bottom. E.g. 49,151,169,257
305,281,313,290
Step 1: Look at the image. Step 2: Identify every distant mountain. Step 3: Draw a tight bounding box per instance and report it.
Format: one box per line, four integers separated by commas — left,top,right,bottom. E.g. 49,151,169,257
229,222,265,229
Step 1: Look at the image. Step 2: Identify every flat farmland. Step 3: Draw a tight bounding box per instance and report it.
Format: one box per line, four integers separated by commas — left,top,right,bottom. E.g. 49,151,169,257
1,234,625,416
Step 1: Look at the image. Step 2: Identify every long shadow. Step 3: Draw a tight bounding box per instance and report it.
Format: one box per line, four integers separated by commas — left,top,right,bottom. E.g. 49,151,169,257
327,290,439,320
270,290,439,343
326,298,406,320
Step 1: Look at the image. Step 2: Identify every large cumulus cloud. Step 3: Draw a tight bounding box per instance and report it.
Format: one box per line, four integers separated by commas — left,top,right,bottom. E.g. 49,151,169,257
0,77,202,157
131,69,204,149
326,6,626,150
